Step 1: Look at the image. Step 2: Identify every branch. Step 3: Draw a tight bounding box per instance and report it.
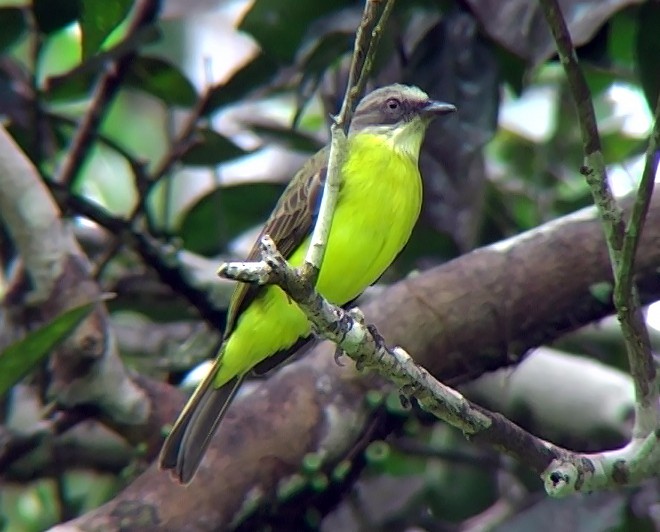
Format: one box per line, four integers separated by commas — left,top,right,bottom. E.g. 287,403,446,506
302,0,396,281
219,228,660,497
464,347,634,450
219,242,547,479
94,86,221,278
614,89,660,434
538,1,624,263
53,0,160,187
0,376,185,478
619,100,660,289
539,0,659,437
128,88,215,223
47,182,229,328
49,112,151,187
0,125,146,424
55,191,660,530
0,407,91,475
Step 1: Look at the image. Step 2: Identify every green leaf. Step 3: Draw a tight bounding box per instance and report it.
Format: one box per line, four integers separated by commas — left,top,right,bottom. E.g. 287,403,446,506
80,0,134,59
239,0,350,63
601,131,645,164
0,8,26,52
181,129,247,166
204,53,279,115
249,124,324,153
33,0,80,34
608,8,636,68
366,442,427,476
44,68,96,102
299,31,353,81
0,302,95,397
125,56,197,107
495,45,526,96
179,183,285,255
44,26,161,102
589,281,613,304
636,2,660,109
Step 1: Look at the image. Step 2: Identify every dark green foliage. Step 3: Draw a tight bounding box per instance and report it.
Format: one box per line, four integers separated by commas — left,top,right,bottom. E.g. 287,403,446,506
204,53,280,114
181,128,247,166
636,2,660,109
239,0,352,63
0,302,94,397
247,125,324,153
179,183,285,256
33,0,80,34
2,0,659,530
0,7,26,52
80,0,134,59
125,56,198,107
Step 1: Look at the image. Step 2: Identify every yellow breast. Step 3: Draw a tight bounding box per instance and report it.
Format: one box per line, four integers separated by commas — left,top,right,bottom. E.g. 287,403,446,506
313,132,423,303
217,132,423,386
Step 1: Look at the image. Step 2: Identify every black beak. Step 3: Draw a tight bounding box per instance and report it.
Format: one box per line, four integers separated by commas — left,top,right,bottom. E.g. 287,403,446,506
420,100,457,118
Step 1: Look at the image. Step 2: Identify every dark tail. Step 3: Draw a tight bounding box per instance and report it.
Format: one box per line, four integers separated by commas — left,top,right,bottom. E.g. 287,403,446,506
159,363,244,484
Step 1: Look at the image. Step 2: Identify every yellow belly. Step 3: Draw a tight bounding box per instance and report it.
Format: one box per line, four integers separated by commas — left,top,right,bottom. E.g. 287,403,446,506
215,133,422,386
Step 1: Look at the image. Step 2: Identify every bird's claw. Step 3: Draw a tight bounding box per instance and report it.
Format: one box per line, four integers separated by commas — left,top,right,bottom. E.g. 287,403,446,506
367,323,386,348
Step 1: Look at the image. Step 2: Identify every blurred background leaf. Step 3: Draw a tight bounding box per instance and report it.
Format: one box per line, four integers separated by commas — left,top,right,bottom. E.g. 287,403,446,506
125,55,198,107
0,302,94,397
636,1,660,110
179,183,285,256
180,128,248,166
239,0,352,63
33,0,80,35
0,7,26,53
80,0,134,59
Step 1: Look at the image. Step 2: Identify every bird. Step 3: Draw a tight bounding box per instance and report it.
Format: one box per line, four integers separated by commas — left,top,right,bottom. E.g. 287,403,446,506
159,84,456,483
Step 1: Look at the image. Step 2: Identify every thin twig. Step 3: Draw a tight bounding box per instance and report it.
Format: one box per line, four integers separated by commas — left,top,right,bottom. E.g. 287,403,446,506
352,0,396,108
49,112,149,181
613,91,660,433
128,89,213,223
45,180,228,328
539,1,625,266
54,0,160,187
539,0,659,437
25,7,43,166
93,85,213,278
619,94,660,294
302,0,397,280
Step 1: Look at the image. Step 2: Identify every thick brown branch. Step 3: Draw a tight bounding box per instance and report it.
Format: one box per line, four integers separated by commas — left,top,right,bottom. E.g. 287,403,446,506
55,192,660,531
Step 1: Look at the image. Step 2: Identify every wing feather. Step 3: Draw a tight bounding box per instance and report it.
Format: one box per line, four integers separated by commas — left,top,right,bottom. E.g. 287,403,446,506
223,147,328,338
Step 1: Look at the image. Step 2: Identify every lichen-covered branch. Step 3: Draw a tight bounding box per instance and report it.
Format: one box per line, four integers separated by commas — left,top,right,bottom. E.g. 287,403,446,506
220,230,660,496
302,0,396,281
219,222,660,496
543,431,660,496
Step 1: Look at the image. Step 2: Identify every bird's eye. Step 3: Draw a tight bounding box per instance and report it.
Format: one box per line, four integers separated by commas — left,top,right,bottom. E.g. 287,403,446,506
386,98,401,111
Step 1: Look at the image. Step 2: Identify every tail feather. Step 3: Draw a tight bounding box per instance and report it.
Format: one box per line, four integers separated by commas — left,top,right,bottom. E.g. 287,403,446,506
160,365,244,484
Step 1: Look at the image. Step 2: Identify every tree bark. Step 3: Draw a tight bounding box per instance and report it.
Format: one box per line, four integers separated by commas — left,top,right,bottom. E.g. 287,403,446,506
52,192,660,531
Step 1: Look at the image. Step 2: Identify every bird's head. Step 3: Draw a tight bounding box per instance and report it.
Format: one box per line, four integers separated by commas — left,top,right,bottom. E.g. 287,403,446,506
349,84,456,160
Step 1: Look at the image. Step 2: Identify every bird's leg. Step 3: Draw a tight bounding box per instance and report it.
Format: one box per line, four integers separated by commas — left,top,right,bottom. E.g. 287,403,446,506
367,323,386,350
